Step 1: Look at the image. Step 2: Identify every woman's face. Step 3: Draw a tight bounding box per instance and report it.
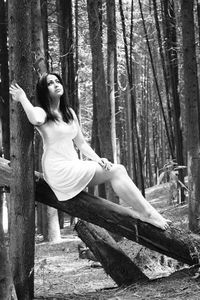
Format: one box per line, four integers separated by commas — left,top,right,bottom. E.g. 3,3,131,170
47,74,64,99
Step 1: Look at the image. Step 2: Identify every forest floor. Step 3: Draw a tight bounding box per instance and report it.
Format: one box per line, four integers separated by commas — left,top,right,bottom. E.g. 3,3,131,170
34,183,200,300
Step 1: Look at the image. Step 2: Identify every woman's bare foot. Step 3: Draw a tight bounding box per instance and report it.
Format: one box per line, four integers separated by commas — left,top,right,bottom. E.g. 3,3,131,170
129,208,171,230
142,213,171,230
128,206,171,230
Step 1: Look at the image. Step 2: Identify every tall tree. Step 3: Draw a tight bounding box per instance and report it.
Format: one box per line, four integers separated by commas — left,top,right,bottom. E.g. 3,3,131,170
138,0,174,160
119,0,145,194
74,0,79,110
181,0,200,232
56,0,78,112
87,0,113,160
0,4,12,296
161,0,185,202
8,1,35,298
153,0,174,152
107,0,117,163
0,0,10,159
31,0,46,76
41,0,49,70
87,0,118,202
32,0,61,242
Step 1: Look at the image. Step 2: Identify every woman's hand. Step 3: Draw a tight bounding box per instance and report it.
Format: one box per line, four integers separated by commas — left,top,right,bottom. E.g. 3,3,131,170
98,158,113,171
9,83,27,102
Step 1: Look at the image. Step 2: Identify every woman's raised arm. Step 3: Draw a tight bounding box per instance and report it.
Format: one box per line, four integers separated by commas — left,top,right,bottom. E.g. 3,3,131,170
9,83,46,126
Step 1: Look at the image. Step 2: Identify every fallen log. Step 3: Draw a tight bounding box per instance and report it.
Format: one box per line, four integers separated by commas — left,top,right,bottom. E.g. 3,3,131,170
0,158,148,285
35,178,200,266
75,220,148,285
1,158,200,266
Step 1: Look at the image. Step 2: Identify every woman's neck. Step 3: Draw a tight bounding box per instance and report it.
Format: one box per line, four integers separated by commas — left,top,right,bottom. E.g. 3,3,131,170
50,97,60,111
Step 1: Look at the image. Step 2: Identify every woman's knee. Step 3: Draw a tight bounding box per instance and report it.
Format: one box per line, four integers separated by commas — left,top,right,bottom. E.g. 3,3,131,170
111,163,127,178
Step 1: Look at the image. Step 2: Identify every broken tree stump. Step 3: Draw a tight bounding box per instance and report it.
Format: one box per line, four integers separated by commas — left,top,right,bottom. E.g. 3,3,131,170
75,220,148,286
35,178,200,266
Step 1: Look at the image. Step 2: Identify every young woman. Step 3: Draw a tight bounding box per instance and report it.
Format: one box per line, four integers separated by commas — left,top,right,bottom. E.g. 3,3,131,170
9,73,170,230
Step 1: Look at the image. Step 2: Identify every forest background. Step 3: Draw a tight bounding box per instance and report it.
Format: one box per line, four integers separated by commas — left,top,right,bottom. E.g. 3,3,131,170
0,0,200,299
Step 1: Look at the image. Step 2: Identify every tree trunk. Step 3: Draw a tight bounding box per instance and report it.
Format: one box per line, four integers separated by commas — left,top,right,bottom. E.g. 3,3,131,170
181,0,200,233
36,202,48,238
89,76,107,198
154,0,174,153
119,0,145,194
31,0,46,76
87,0,118,202
119,0,136,183
0,189,17,300
56,0,77,112
88,2,106,199
41,0,49,71
75,220,148,286
107,0,117,164
138,0,174,160
106,0,119,204
0,224,17,299
8,1,35,299
0,0,10,159
32,0,61,242
74,0,79,111
35,178,200,266
162,0,185,203
45,206,61,242
86,0,113,162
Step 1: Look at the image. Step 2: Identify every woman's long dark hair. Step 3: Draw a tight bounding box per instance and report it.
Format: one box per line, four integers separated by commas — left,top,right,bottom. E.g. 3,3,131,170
36,72,73,123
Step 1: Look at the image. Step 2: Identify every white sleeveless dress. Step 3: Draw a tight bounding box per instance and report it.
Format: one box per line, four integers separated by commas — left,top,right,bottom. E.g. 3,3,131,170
36,119,97,201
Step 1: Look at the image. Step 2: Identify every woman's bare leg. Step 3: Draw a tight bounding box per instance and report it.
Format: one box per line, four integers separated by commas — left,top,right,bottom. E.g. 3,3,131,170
88,163,170,230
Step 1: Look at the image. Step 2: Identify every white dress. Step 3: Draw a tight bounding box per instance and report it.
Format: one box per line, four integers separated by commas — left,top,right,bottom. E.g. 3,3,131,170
36,119,97,201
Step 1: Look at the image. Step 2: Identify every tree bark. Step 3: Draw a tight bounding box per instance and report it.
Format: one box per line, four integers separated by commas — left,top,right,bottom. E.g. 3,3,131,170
88,3,107,199
119,0,144,193
8,1,35,298
31,0,47,76
75,220,148,286
32,0,61,243
161,0,185,203
87,0,118,203
107,0,117,164
41,0,49,71
0,189,17,300
0,0,10,159
138,0,174,160
86,0,113,162
155,0,174,153
56,0,77,112
181,0,200,232
35,178,200,266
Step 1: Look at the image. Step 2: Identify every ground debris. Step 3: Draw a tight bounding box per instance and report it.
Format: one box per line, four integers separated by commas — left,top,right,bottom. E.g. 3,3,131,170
34,185,200,300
